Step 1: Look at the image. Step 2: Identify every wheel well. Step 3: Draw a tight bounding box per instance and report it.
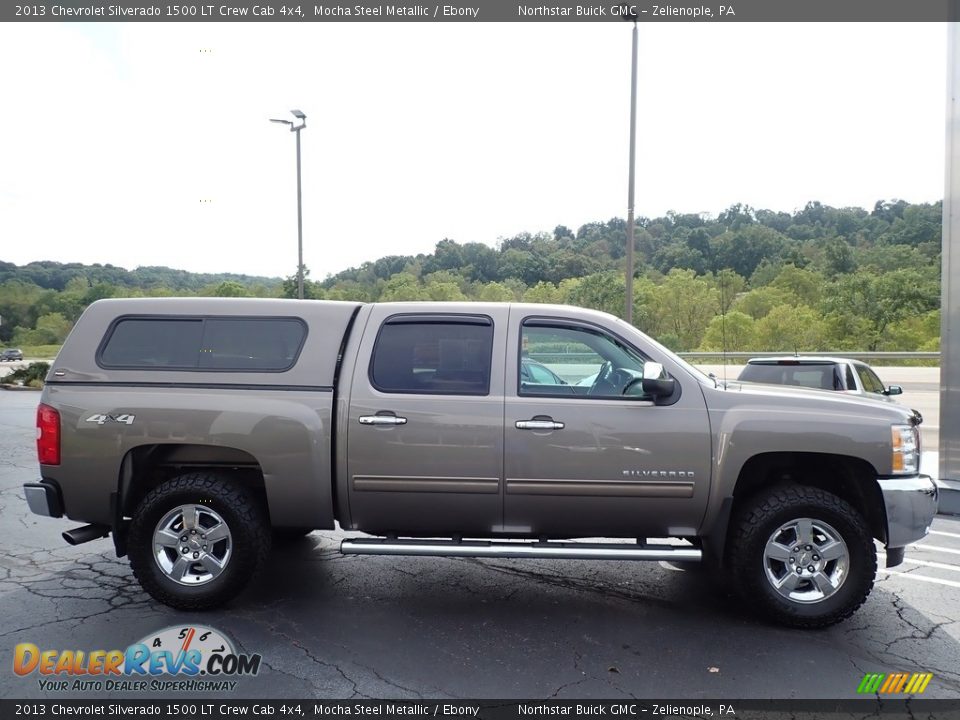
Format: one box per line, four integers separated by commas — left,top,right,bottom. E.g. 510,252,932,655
118,444,269,522
731,452,887,544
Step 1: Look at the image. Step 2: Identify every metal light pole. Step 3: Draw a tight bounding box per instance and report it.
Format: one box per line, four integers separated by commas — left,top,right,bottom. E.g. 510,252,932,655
623,16,639,324
270,109,307,300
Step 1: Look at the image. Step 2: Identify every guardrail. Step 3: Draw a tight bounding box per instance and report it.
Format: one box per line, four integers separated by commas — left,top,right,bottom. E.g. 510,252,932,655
528,351,940,362
679,351,941,361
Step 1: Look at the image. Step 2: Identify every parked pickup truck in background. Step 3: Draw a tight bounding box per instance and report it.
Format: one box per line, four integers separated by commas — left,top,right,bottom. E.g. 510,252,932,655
23,299,937,627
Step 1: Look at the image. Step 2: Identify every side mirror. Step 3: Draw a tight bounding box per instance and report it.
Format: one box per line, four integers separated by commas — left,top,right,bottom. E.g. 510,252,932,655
640,361,675,399
885,385,903,396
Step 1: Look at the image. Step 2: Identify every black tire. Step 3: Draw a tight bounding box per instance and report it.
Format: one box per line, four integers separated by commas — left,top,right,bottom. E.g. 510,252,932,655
128,473,270,610
727,485,876,629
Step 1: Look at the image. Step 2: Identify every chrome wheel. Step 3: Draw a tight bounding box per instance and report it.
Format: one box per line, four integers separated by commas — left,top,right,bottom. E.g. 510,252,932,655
153,504,232,586
763,517,849,604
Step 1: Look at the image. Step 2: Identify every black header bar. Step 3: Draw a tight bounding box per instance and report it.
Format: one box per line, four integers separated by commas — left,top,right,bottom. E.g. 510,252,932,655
4,0,959,22
4,699,960,720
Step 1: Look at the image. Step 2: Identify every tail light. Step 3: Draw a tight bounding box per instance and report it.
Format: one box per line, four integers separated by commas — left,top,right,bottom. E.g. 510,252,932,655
37,403,60,466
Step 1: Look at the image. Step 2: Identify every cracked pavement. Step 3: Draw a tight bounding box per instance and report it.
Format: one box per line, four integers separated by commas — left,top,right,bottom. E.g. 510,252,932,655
2,390,959,700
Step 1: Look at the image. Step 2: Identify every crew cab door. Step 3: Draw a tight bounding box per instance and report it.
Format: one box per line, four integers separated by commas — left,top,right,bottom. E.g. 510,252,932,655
345,306,508,536
503,312,712,538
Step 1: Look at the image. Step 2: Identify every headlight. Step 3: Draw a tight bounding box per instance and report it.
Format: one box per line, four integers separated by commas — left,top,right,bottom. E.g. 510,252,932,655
891,424,919,475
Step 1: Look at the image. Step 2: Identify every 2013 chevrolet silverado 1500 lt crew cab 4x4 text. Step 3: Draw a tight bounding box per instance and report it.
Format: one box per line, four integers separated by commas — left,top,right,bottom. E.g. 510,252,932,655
23,298,937,627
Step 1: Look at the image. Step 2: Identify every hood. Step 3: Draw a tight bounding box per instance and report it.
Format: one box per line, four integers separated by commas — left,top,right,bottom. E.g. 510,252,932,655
718,380,918,424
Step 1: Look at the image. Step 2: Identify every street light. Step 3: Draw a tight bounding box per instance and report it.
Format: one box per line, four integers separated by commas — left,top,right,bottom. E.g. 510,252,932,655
270,109,307,300
622,12,639,324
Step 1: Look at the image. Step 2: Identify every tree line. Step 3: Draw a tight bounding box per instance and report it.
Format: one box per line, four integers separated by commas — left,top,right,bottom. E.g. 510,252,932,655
0,199,942,354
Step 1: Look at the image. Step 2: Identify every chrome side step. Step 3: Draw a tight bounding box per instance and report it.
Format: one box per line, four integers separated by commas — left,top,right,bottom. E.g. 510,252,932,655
340,538,701,562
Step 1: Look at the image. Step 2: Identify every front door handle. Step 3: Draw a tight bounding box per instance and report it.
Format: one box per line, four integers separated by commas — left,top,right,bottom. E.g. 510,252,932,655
516,419,565,431
359,415,408,426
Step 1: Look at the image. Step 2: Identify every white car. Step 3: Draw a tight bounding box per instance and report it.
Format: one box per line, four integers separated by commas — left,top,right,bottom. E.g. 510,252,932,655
736,356,922,422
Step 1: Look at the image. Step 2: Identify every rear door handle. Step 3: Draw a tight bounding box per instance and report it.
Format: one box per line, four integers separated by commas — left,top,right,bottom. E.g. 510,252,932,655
359,415,408,426
516,419,565,431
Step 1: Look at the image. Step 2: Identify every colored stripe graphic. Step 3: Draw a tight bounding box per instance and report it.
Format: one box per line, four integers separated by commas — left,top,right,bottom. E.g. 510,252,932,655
857,674,885,693
858,673,932,694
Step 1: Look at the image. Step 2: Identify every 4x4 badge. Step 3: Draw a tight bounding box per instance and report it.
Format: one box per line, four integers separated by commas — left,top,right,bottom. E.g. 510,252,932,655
84,414,135,425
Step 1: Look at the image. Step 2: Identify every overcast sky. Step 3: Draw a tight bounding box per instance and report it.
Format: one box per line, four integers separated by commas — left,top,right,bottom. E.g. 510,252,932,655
0,22,948,280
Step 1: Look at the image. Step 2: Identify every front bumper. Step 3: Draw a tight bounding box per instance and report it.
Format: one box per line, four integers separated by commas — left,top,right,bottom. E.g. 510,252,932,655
24,481,63,518
878,474,938,548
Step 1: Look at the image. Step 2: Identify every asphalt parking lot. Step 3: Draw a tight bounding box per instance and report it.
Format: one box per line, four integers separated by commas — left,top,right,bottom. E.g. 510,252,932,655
2,388,959,701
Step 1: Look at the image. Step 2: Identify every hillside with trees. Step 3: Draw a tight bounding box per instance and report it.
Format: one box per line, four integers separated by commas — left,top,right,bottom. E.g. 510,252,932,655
0,199,942,354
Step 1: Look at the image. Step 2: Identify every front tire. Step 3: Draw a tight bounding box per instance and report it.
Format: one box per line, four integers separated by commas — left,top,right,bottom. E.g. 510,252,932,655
128,473,270,610
727,485,876,629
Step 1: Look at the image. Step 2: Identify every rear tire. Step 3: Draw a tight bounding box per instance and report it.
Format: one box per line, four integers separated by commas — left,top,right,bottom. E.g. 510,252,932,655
727,485,876,628
128,473,270,610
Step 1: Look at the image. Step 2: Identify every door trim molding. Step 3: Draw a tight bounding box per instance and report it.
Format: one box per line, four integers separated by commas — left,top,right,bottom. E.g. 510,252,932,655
352,475,501,494
506,478,694,498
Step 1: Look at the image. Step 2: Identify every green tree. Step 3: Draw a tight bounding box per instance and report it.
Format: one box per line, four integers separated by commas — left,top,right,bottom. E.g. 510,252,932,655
566,272,626,316
13,312,73,345
477,282,516,302
754,305,825,352
280,268,325,299
651,269,718,351
699,311,756,352
523,282,563,304
711,269,747,314
821,269,939,350
424,280,466,301
712,225,788,278
379,272,428,302
770,264,824,308
733,286,791,320
212,281,250,297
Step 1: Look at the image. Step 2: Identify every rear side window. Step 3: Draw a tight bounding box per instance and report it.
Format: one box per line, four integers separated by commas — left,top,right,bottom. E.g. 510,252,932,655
199,319,305,370
370,317,493,395
100,319,204,368
99,317,306,371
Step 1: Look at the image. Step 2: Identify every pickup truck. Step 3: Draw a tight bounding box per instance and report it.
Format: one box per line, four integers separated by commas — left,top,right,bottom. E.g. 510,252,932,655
23,298,938,628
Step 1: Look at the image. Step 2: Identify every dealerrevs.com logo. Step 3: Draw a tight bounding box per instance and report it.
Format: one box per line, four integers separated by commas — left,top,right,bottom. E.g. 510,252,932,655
13,625,261,692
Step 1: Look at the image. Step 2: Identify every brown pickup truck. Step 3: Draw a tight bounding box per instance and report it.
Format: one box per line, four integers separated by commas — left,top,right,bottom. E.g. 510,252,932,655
24,298,937,627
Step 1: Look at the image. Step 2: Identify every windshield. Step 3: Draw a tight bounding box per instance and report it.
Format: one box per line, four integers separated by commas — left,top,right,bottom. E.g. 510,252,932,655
609,316,716,385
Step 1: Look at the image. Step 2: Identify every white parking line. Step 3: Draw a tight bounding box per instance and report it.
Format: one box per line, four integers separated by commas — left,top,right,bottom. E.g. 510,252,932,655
884,557,960,573
909,543,960,556
879,569,960,589
929,530,960,540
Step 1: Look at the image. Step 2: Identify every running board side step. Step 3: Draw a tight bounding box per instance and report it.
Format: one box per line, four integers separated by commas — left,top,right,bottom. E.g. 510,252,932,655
340,538,701,562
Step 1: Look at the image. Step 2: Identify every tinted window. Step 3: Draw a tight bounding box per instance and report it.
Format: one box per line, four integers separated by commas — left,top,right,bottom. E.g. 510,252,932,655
100,317,306,371
371,319,493,395
100,319,204,368
199,319,305,370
